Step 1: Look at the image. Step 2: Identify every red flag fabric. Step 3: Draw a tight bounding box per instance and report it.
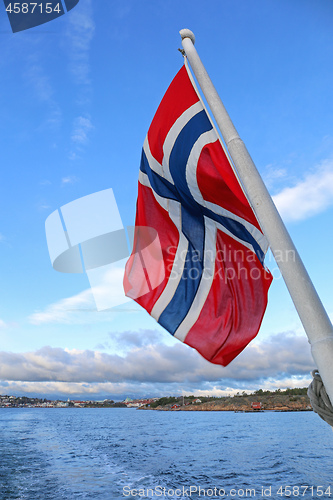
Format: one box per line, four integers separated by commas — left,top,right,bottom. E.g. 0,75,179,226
124,63,272,366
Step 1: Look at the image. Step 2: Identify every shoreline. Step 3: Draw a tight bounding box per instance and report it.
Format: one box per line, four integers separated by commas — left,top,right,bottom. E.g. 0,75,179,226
142,393,312,413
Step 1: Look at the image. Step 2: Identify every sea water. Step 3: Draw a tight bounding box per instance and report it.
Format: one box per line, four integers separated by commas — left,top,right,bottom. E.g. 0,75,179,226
0,408,332,499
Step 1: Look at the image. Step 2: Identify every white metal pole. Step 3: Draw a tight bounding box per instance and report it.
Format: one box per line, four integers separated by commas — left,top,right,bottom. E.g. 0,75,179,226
180,29,333,405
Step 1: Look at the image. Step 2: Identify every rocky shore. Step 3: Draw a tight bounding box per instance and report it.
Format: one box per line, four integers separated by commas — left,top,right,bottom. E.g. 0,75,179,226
147,393,312,412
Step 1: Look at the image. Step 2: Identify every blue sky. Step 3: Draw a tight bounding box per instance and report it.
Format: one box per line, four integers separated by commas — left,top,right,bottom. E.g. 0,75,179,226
1,0,333,400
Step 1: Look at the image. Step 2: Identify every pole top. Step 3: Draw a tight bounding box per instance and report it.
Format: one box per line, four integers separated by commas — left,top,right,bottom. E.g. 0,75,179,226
179,29,195,45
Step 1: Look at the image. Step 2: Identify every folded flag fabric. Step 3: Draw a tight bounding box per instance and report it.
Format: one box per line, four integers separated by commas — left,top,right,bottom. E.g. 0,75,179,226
124,61,272,366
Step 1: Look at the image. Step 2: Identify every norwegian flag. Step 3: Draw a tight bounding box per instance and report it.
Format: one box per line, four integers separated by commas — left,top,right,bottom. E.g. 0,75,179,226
124,62,272,366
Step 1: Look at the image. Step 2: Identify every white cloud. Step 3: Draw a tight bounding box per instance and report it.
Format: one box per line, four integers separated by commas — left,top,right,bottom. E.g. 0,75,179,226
65,0,95,86
28,264,137,325
38,203,52,211
28,288,95,325
71,115,93,144
25,59,62,129
26,63,54,101
68,152,76,161
273,160,333,222
61,175,79,185
64,0,95,158
263,165,288,188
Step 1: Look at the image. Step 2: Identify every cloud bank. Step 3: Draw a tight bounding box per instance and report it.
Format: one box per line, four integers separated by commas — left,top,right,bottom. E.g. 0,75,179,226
0,331,315,399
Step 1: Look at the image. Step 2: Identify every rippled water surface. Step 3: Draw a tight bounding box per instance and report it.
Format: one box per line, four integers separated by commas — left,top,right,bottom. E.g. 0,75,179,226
0,408,332,499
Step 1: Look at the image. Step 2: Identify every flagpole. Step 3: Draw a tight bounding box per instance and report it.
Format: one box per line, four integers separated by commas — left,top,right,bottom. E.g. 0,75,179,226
180,29,333,408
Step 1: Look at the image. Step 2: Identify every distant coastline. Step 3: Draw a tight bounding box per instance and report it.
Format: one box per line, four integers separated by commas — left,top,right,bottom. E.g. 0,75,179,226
139,389,312,412
144,394,312,412
0,388,312,412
